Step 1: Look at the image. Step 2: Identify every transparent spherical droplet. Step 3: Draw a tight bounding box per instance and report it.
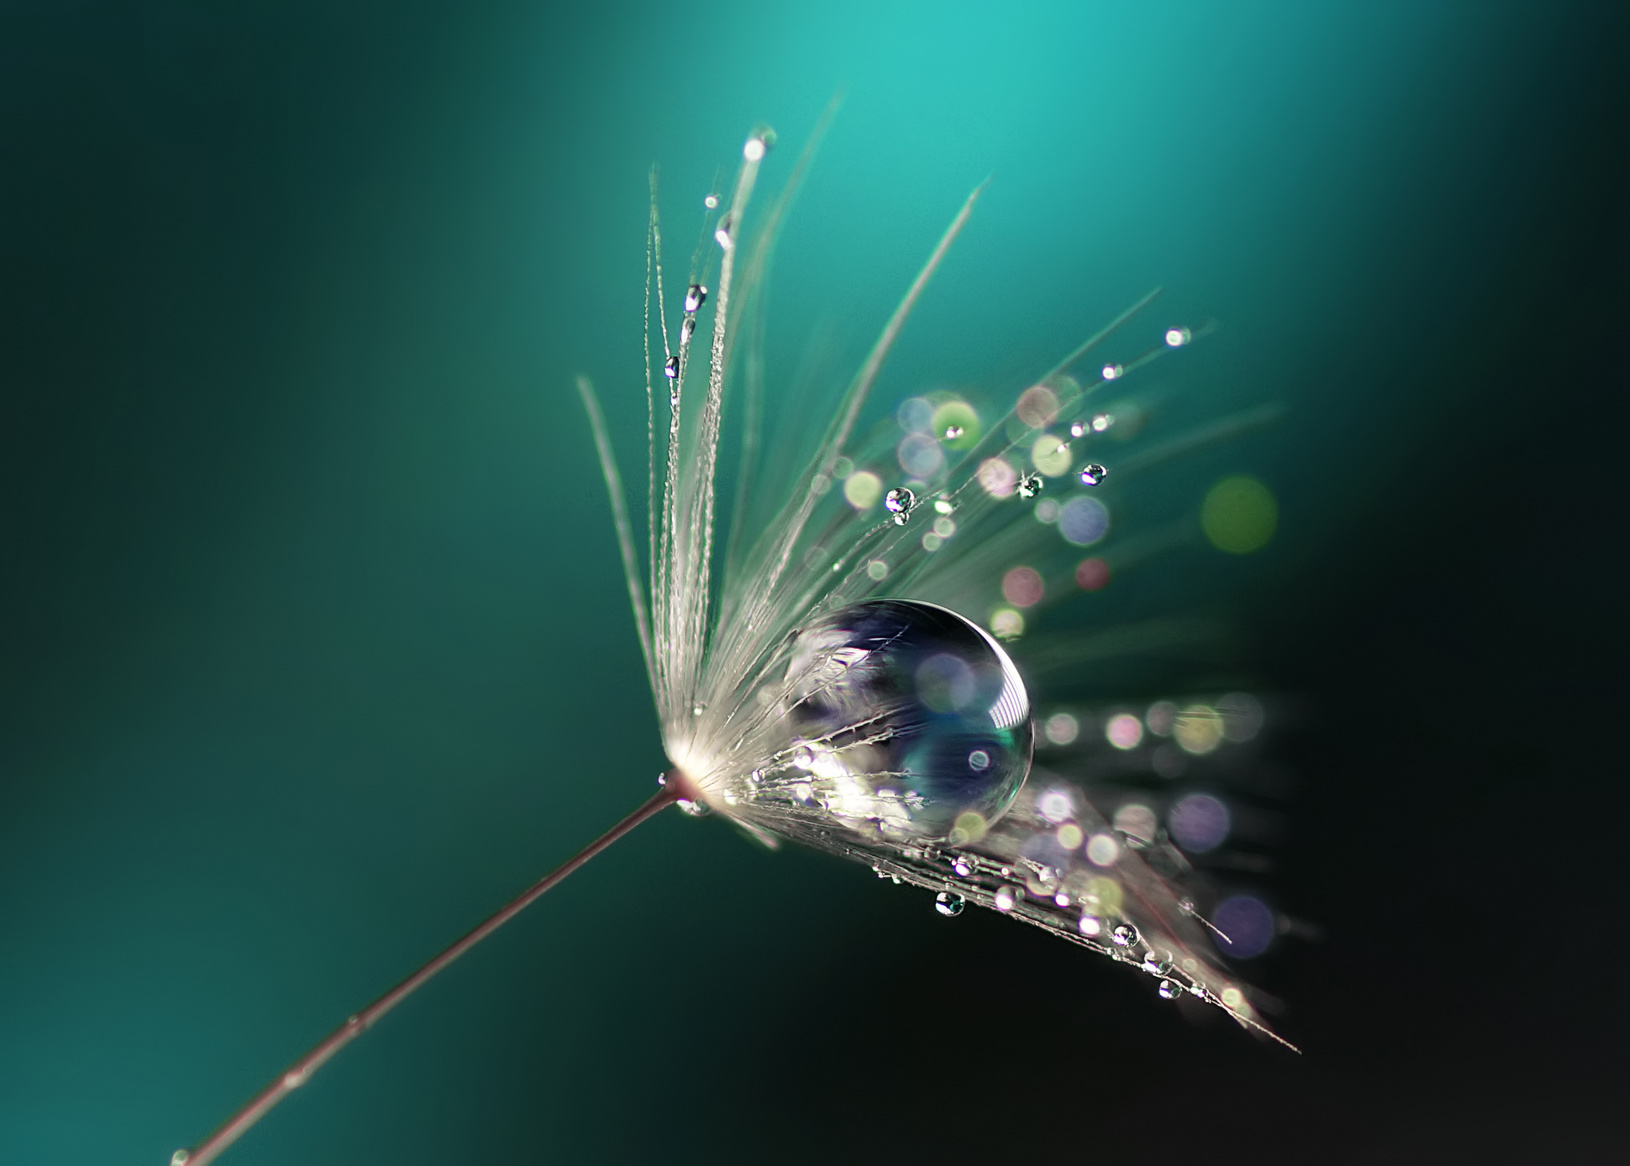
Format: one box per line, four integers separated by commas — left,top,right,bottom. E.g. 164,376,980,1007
714,212,734,249
744,126,776,159
679,316,696,345
1078,463,1108,487
704,193,720,209
1111,922,1140,947
780,599,1033,840
1091,412,1114,433
171,1152,191,1166
1101,363,1123,380
943,424,964,440
1158,979,1182,1000
1070,419,1087,438
1023,865,1060,897
678,798,712,818
951,855,975,878
684,284,708,312
1017,473,1043,500
1165,326,1192,347
663,355,680,380
994,885,1021,912
1144,953,1173,976
884,486,915,514
935,891,966,917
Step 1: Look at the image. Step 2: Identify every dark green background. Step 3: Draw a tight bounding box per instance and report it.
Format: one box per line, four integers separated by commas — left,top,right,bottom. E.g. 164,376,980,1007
5,3,1626,1162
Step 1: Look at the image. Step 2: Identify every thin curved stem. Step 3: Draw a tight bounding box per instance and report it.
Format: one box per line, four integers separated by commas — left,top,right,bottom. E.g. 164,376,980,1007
174,783,682,1166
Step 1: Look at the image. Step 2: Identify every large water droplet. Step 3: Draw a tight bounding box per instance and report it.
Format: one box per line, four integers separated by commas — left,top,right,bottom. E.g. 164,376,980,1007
1078,463,1108,487
1165,326,1192,348
714,213,735,250
679,317,696,345
778,599,1033,840
935,892,966,917
1070,420,1087,438
663,355,680,380
1158,979,1182,1000
1144,954,1173,976
685,284,708,312
1017,473,1043,500
994,885,1021,912
1111,922,1140,947
171,1152,191,1166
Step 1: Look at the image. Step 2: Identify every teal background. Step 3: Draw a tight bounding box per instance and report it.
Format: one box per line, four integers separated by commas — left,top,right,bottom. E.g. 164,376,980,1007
4,2,1626,1162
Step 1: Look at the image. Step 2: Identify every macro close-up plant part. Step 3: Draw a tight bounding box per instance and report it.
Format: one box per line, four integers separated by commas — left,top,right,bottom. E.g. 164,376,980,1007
5,4,1626,1165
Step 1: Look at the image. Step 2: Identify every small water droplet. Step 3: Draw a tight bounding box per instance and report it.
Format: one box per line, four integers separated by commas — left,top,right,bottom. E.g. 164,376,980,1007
1023,865,1060,897
934,496,956,515
171,1152,191,1166
1165,326,1192,348
1111,922,1140,947
1017,473,1043,500
748,769,763,785
743,128,776,160
1070,420,1087,438
994,885,1021,912
792,743,815,769
704,193,720,209
1078,463,1108,487
678,798,712,818
1101,363,1124,381
714,212,734,250
663,355,680,379
1178,898,1196,914
943,424,964,440
692,701,707,717
884,486,916,524
1144,953,1173,976
951,855,975,878
935,892,966,917
1092,412,1114,432
684,284,708,312
1158,979,1182,1000
679,317,696,344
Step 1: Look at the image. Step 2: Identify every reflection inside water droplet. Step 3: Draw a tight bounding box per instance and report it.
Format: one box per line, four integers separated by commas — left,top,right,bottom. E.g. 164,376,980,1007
935,892,965,917
774,600,1034,840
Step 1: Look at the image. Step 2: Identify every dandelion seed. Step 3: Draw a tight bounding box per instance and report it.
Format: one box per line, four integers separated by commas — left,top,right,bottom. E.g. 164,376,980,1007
176,123,1294,1166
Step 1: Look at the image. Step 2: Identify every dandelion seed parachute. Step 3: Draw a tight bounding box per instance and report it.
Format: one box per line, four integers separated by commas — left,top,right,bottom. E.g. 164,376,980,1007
583,125,1294,1045
174,120,1288,1166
